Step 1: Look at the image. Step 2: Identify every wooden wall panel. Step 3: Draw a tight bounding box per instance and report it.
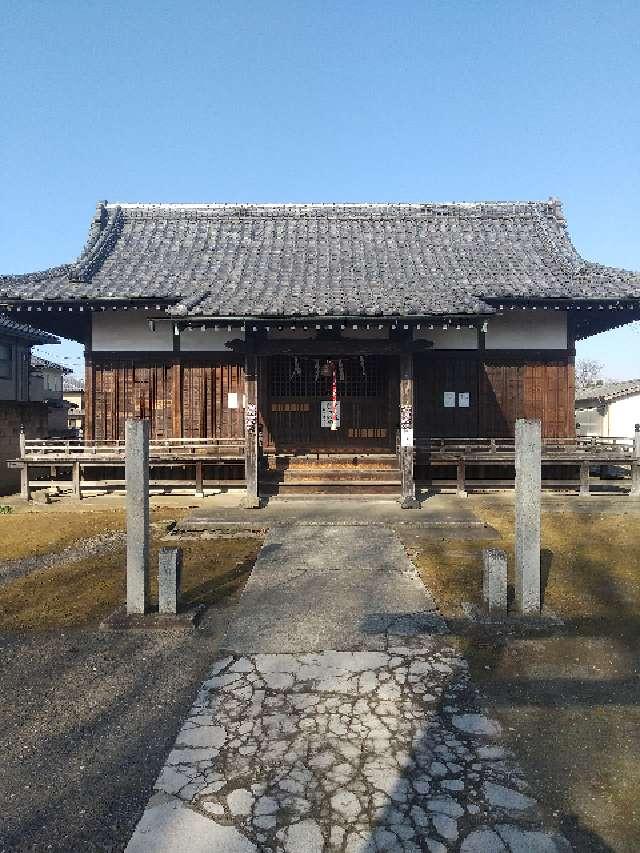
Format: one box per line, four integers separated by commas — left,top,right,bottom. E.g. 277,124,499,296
414,356,480,438
91,358,245,441
93,361,173,440
415,354,574,439
480,359,574,438
180,362,245,438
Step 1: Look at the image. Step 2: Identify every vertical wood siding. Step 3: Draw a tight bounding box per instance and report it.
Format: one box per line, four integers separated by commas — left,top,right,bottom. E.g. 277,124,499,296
414,356,480,437
91,358,244,440
181,362,245,438
479,359,574,437
414,355,574,438
94,361,174,440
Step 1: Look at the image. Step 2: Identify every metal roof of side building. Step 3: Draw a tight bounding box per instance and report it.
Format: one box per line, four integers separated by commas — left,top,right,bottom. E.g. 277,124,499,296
1,199,639,319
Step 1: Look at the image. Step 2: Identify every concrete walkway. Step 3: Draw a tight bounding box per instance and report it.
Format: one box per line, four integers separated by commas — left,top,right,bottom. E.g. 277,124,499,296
127,525,570,853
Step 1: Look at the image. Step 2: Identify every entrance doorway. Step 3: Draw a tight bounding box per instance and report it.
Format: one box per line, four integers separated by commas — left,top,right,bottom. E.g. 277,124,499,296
264,354,393,452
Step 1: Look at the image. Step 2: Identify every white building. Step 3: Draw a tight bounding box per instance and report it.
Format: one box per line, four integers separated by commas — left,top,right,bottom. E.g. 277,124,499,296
576,380,640,438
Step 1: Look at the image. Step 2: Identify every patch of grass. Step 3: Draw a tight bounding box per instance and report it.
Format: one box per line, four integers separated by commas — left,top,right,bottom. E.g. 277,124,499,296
0,507,185,563
0,535,261,631
411,506,640,851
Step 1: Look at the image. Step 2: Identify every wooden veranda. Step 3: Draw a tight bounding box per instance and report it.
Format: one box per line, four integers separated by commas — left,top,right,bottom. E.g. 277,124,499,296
10,433,640,501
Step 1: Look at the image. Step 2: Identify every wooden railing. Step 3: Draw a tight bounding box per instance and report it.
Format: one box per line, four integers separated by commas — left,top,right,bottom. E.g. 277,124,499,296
20,436,245,460
409,434,639,497
415,436,634,459
12,436,247,500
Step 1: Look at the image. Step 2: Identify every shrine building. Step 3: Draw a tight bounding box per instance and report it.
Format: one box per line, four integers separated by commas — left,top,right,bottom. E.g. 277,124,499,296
2,200,639,504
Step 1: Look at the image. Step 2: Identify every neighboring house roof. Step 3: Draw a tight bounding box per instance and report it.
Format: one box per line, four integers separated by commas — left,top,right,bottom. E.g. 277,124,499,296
63,375,85,391
1,200,639,319
0,315,59,344
31,355,72,374
576,379,640,404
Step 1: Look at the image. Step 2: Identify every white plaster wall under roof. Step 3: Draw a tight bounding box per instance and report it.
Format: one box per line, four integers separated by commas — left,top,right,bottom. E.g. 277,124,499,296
92,311,243,351
485,310,567,350
92,310,173,351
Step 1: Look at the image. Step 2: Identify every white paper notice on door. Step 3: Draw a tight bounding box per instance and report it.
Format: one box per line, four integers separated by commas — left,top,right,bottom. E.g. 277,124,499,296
320,400,341,428
227,392,238,409
401,427,413,447
458,392,470,408
443,392,456,408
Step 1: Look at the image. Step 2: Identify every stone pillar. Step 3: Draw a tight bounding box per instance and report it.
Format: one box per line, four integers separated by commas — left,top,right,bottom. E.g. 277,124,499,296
399,353,418,508
159,547,182,614
20,465,30,501
243,352,260,508
126,419,150,614
579,461,590,497
72,461,82,500
631,424,640,498
482,548,507,614
515,418,541,614
195,461,204,498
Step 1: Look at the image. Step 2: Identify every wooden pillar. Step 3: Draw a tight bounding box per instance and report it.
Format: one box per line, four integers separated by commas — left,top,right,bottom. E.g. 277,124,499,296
399,352,418,508
84,351,95,441
171,360,183,438
243,351,260,508
631,424,640,498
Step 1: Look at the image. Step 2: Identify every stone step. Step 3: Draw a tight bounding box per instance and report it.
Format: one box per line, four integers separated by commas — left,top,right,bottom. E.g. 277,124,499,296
265,468,400,483
262,481,401,495
269,454,399,471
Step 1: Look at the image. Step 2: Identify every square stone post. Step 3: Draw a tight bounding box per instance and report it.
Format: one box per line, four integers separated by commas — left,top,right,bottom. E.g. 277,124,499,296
243,352,260,508
631,424,640,498
126,419,150,614
399,353,418,508
482,548,507,614
72,461,82,500
515,418,541,614
159,547,182,614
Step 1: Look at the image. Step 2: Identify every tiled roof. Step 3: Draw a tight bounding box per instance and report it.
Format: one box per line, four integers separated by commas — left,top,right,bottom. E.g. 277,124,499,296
576,379,640,403
1,200,639,318
31,355,72,373
0,315,59,344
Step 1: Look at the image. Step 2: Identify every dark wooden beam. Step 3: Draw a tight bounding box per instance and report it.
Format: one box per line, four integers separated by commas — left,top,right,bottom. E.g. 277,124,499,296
225,339,433,357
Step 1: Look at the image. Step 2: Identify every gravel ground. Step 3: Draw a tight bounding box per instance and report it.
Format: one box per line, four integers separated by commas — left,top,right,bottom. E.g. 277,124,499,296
0,604,238,853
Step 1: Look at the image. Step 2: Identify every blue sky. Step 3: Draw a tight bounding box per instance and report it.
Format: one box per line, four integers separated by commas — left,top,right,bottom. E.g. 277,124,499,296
1,0,639,378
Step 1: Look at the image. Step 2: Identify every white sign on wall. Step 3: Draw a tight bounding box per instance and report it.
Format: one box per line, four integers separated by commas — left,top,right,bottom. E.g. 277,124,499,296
443,392,456,408
458,392,470,408
227,392,238,409
320,401,341,428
